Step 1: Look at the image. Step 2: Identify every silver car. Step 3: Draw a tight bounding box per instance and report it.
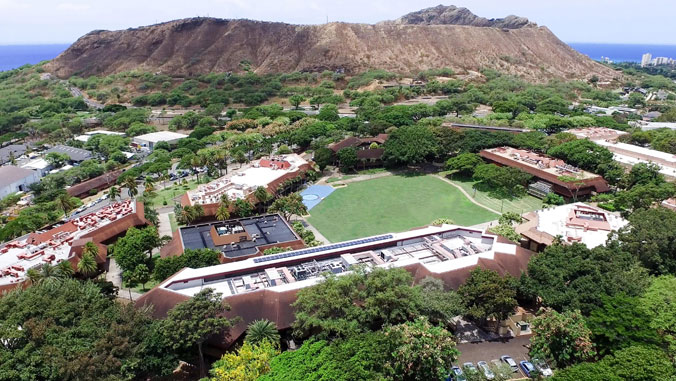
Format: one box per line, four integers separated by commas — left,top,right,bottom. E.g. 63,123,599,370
500,355,519,372
477,361,495,380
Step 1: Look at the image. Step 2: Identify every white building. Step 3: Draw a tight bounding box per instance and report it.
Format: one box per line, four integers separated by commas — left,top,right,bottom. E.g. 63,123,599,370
132,131,188,150
517,203,628,250
594,140,676,179
641,53,652,67
0,166,41,198
75,130,125,143
20,158,52,178
630,120,676,131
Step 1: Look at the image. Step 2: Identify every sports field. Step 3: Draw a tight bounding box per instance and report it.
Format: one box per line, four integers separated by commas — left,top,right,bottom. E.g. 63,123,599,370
307,175,499,242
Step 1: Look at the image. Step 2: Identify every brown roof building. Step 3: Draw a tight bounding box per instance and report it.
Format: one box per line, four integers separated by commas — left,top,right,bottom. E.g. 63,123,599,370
480,147,610,198
137,224,534,348
66,169,124,198
0,200,148,294
328,134,388,166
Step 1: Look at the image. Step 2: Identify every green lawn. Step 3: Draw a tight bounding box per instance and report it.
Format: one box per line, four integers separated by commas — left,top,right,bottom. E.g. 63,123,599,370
148,180,199,208
168,213,178,232
444,173,544,215
307,175,499,242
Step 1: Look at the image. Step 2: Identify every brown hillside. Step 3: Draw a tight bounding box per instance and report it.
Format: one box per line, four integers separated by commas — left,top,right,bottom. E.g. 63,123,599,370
47,10,617,82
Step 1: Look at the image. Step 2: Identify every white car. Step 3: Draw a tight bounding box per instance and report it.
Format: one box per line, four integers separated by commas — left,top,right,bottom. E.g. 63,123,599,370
532,358,553,377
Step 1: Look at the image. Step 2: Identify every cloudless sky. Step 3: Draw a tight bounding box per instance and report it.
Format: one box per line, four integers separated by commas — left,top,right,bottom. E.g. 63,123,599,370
0,0,674,45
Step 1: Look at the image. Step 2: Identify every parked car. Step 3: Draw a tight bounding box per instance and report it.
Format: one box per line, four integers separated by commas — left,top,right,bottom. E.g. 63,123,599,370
520,361,537,377
491,359,510,378
462,362,478,375
477,361,495,380
448,366,466,381
532,358,553,377
501,355,519,372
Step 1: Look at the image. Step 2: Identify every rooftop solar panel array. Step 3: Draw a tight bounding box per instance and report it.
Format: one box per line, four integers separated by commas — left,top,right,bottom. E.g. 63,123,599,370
253,234,394,264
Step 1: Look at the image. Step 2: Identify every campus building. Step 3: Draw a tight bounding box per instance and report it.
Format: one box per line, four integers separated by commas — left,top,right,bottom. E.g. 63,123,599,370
479,147,610,199
328,134,388,167
182,154,313,216
515,202,628,251
566,127,628,142
0,165,41,198
66,169,124,198
594,140,676,179
45,145,93,163
160,214,305,263
137,224,534,347
0,200,148,293
131,131,188,151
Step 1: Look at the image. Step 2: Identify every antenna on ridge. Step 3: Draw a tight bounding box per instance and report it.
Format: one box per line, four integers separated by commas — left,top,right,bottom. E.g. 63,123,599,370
326,15,328,24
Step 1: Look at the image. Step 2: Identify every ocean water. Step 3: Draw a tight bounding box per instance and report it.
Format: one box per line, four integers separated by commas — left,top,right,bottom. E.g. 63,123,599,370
0,44,70,72
569,43,676,63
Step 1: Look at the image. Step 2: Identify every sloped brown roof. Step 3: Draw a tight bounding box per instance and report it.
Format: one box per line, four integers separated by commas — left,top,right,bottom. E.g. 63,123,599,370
67,169,123,197
136,236,534,348
328,136,361,152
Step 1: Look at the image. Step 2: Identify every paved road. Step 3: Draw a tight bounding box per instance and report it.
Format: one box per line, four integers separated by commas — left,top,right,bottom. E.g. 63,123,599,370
105,258,143,301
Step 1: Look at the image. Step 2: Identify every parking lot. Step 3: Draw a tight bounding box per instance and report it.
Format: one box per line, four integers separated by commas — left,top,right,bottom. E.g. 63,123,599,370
457,335,533,379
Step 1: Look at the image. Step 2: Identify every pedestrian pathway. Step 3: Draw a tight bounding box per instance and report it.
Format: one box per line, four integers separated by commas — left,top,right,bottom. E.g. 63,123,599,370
158,212,173,237
106,258,143,301
432,174,502,215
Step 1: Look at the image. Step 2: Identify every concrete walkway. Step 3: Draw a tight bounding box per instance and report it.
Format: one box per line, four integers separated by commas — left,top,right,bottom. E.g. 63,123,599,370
432,174,502,215
106,258,144,301
157,212,173,237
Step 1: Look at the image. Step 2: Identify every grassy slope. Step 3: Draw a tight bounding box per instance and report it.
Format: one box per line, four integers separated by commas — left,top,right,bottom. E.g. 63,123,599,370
307,175,499,242
445,174,544,215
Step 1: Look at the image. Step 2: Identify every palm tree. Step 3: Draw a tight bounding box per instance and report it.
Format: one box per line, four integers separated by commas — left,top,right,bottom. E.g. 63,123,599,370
55,260,74,278
108,186,120,201
219,193,231,209
77,253,98,277
57,193,76,217
254,186,273,213
26,268,42,285
144,176,156,193
216,204,230,221
83,241,99,258
160,171,169,188
38,263,60,283
191,156,204,184
245,319,280,346
124,177,138,198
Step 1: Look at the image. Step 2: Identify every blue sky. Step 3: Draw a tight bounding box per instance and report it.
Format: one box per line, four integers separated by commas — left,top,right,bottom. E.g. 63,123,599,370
0,0,674,45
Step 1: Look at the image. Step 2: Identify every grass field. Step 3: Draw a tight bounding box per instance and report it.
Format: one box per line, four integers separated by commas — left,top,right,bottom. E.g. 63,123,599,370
444,174,544,215
307,175,499,242
148,180,199,208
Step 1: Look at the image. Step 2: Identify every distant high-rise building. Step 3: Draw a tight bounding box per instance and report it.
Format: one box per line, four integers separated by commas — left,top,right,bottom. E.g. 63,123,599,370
641,53,653,67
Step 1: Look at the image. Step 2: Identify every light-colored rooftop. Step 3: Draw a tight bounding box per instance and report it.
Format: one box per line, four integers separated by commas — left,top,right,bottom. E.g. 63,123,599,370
187,154,308,205
0,200,136,286
20,158,50,171
160,224,519,298
133,131,188,143
523,202,627,249
567,127,628,141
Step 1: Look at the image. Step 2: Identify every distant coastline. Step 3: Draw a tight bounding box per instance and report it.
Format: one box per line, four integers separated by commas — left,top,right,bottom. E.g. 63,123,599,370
0,44,70,72
569,42,676,63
